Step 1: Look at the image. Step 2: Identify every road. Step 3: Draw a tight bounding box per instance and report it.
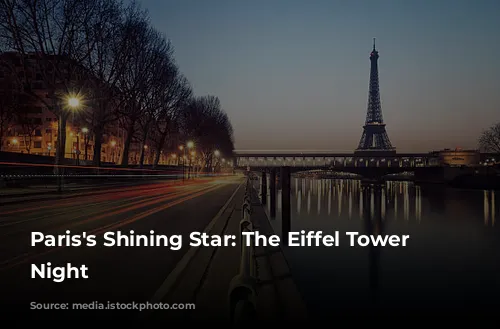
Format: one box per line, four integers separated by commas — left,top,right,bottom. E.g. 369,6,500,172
0,175,244,325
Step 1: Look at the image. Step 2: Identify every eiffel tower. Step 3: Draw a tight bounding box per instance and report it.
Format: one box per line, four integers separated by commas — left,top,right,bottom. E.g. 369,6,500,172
355,39,396,155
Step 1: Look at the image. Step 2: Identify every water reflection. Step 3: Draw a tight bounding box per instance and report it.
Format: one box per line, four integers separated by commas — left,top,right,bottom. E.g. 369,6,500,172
260,177,498,226
484,190,496,227
256,176,500,312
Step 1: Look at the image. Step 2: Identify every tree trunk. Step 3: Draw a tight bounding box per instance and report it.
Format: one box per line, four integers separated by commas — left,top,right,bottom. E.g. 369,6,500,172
120,121,136,166
55,115,67,165
139,126,149,168
93,124,103,167
208,155,213,172
153,140,164,168
84,137,90,160
153,130,169,168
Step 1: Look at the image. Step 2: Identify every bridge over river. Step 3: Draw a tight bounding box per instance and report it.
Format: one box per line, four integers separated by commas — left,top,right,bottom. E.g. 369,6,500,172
232,150,462,182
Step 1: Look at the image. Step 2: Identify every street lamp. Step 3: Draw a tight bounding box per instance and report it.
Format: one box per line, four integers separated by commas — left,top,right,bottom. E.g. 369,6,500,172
66,96,82,165
11,138,18,152
53,94,82,193
189,151,196,179
110,140,116,163
213,150,221,173
178,145,186,180
81,127,89,160
186,141,194,179
67,97,80,108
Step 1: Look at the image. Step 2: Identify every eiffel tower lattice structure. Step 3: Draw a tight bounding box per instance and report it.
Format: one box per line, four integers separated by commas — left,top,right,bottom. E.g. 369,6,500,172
355,39,396,155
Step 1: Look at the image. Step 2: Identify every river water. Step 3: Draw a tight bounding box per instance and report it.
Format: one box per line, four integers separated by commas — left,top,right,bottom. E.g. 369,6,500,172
255,177,499,317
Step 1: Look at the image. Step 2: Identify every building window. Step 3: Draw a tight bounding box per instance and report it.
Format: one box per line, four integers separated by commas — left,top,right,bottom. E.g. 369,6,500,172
35,129,42,136
34,141,42,149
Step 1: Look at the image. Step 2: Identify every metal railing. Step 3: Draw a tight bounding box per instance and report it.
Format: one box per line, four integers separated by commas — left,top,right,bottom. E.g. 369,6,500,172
228,177,258,325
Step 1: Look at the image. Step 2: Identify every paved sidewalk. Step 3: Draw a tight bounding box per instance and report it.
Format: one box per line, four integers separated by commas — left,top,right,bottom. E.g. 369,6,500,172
249,186,308,324
145,178,307,326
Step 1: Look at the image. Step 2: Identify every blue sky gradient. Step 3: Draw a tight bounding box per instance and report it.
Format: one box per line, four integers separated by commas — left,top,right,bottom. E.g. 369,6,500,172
139,0,500,152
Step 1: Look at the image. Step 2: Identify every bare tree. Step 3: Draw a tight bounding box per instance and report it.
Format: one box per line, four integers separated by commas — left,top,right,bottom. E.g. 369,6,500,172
0,0,236,169
479,122,500,153
0,0,102,164
81,0,129,166
182,95,234,172
130,31,174,168
151,69,192,168
118,17,171,166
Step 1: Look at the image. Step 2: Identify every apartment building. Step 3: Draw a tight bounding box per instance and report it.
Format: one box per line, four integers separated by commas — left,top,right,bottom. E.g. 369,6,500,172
0,51,126,164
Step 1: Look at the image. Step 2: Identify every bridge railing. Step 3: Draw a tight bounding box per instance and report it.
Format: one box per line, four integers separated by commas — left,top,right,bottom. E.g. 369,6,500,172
228,177,258,324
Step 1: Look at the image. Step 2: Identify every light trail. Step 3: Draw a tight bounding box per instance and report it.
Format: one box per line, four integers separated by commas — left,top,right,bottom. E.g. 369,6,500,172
0,178,210,215
0,185,186,230
0,161,179,173
0,181,225,271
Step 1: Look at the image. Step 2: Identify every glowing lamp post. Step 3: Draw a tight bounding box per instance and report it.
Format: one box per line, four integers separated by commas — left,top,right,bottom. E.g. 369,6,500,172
54,95,82,192
187,141,194,179
110,140,117,163
179,145,186,180
213,150,221,173
81,127,89,160
67,96,81,165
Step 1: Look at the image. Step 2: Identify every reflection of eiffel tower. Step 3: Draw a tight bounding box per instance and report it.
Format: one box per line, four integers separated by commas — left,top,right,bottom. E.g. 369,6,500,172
361,183,383,302
355,39,396,156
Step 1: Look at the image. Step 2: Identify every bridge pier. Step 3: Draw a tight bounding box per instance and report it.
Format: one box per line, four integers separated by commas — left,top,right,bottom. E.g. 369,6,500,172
270,168,276,218
261,171,267,204
281,166,291,245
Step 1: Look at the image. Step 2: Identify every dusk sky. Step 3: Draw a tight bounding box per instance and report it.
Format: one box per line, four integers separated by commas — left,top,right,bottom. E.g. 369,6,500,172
139,0,500,152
